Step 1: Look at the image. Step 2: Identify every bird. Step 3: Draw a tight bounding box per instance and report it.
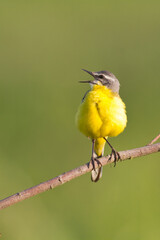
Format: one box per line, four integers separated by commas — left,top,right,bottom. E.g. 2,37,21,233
75,69,127,182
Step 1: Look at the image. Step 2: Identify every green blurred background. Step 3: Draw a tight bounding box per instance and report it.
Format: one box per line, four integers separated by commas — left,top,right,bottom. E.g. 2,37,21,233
0,1,160,239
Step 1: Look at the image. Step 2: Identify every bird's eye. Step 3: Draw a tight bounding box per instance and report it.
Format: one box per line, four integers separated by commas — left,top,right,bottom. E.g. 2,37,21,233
98,75,104,79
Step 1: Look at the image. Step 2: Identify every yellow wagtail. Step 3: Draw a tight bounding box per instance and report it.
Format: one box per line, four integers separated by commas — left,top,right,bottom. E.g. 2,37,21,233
76,69,127,182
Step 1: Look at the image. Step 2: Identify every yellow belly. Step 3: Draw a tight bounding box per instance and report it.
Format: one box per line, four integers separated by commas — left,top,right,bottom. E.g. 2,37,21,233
76,85,127,140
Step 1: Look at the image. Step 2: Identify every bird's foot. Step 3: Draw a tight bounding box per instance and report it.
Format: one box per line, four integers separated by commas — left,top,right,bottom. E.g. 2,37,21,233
91,157,96,171
90,156,103,182
110,148,121,167
90,157,102,171
103,137,121,166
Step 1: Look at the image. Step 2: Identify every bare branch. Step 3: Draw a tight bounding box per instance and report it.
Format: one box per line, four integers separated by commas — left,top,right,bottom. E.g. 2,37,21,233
0,142,160,210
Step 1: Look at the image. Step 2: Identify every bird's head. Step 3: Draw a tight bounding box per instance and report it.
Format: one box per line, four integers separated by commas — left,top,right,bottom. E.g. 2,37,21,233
80,69,120,93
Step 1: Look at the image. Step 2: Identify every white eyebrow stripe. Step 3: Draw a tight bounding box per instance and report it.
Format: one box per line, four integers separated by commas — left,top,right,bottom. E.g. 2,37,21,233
103,75,115,81
94,73,116,82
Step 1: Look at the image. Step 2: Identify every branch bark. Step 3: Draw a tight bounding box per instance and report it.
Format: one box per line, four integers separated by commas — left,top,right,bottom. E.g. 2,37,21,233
0,141,160,210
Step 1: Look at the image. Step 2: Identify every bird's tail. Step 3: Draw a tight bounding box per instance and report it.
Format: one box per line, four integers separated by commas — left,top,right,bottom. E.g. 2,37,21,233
91,137,106,182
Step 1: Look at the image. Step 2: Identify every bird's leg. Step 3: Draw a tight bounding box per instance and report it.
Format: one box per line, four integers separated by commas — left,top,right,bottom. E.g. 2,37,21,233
90,139,103,182
103,137,121,166
91,139,96,170
90,139,102,171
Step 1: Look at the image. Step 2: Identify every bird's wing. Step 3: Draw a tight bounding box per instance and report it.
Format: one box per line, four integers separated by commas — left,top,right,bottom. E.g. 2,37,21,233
81,90,90,103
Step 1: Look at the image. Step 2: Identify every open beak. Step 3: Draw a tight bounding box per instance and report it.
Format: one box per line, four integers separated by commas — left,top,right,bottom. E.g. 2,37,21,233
81,69,94,77
79,69,96,84
79,80,93,83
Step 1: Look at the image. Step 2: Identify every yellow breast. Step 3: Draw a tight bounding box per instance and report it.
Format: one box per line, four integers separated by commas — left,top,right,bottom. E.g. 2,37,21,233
76,85,127,139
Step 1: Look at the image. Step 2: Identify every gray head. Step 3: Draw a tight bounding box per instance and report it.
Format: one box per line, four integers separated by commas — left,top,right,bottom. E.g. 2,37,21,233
80,69,120,93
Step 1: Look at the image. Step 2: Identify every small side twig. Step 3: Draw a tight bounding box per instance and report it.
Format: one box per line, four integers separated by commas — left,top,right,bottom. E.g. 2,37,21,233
147,133,160,145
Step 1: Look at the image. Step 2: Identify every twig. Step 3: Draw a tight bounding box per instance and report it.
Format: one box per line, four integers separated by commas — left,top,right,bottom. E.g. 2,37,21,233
147,133,160,145
0,141,160,210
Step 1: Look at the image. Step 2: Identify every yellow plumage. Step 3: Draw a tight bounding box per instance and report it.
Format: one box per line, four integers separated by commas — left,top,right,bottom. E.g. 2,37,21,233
76,85,127,157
